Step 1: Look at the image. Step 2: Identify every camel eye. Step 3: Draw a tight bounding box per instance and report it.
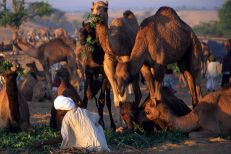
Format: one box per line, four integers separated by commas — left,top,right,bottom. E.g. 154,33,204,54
145,111,150,115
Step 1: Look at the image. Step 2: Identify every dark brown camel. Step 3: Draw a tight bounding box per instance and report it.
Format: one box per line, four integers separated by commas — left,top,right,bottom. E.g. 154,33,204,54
75,21,116,129
0,70,31,132
13,38,77,98
115,7,202,107
143,85,231,138
26,61,46,81
119,87,191,131
50,67,82,130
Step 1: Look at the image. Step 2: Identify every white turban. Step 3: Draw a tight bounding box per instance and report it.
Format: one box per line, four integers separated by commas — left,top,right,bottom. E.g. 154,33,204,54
54,95,76,110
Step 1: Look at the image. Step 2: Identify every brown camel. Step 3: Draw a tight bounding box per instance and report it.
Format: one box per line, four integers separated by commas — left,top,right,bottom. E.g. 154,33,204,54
75,21,116,129
0,70,31,132
13,37,77,98
50,67,82,130
54,28,68,39
115,7,202,107
119,87,191,131
91,1,147,126
143,85,231,138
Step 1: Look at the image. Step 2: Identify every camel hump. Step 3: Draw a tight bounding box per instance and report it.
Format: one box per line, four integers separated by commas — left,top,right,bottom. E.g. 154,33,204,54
123,10,135,19
140,6,183,28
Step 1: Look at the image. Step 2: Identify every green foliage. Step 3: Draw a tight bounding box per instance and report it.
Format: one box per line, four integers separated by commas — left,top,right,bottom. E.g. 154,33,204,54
86,13,104,28
0,125,59,152
167,63,180,74
81,35,97,58
28,2,53,17
105,129,187,149
0,60,13,74
0,1,52,28
219,0,231,30
0,7,26,28
193,0,231,37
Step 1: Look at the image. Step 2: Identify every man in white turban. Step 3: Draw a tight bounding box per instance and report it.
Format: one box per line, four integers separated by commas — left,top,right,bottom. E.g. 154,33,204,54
37,95,110,152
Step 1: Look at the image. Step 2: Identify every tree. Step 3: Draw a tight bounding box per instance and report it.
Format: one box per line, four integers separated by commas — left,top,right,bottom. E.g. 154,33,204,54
0,0,53,52
219,0,231,36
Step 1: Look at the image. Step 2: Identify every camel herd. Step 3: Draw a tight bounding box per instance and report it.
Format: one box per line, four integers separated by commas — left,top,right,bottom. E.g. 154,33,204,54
0,0,231,140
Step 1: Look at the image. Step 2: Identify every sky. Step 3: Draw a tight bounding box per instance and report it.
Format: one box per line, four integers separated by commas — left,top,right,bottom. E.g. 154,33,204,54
44,0,226,12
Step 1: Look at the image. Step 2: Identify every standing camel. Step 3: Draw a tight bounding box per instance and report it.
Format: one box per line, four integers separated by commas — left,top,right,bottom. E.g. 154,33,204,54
91,1,145,126
75,21,116,129
115,7,202,107
13,37,77,98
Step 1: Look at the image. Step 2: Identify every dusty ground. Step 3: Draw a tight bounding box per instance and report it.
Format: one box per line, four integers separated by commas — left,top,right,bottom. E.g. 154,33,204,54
1,52,230,154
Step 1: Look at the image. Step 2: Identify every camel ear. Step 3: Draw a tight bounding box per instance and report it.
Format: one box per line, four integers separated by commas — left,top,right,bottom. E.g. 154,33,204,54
105,0,108,6
92,2,94,6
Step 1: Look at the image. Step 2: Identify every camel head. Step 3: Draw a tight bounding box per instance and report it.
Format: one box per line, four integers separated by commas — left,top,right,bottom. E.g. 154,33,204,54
91,0,108,23
142,98,160,121
115,62,134,97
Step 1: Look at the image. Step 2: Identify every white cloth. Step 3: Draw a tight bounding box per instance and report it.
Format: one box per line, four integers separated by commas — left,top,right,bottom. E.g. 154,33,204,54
61,108,110,152
54,96,76,110
207,62,219,77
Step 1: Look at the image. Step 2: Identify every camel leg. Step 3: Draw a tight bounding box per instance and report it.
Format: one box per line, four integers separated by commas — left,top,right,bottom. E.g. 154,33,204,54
96,95,105,129
132,75,142,107
153,64,165,103
140,65,155,103
44,67,52,100
103,53,125,107
105,81,116,130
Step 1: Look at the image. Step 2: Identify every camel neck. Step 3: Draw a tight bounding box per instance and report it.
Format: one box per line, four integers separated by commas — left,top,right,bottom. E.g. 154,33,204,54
17,40,39,59
129,30,147,76
173,111,199,133
5,76,20,122
96,22,112,54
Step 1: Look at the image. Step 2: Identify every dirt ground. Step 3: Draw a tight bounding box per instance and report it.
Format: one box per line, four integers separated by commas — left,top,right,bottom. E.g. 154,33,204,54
2,52,231,154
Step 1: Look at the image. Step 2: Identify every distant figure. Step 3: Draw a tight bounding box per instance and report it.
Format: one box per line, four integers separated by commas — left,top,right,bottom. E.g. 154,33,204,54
221,39,231,87
206,55,219,92
163,68,176,94
201,41,210,78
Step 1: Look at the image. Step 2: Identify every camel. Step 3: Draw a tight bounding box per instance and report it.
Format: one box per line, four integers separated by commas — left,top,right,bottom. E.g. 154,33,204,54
13,37,77,98
115,7,202,107
143,85,231,138
119,87,191,131
26,61,46,80
0,70,31,132
50,67,82,130
75,22,116,129
91,1,150,126
54,28,68,39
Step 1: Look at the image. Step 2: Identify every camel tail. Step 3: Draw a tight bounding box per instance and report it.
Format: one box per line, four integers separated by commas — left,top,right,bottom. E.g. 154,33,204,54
174,111,200,133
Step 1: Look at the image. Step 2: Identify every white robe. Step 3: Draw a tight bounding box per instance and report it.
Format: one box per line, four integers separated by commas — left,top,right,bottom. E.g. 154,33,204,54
61,108,110,152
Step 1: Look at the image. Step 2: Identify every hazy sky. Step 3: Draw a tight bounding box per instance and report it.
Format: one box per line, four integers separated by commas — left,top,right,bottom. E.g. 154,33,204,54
45,0,226,11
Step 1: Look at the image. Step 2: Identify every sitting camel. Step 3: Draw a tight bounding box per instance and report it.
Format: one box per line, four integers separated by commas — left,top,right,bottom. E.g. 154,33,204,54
0,70,31,132
75,21,116,129
115,7,202,107
119,87,191,131
13,37,77,98
18,73,47,102
143,85,231,138
50,67,82,130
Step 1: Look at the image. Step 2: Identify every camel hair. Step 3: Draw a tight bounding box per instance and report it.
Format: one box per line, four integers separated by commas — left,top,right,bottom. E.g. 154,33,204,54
115,6,202,107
